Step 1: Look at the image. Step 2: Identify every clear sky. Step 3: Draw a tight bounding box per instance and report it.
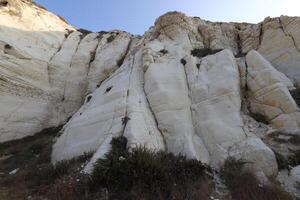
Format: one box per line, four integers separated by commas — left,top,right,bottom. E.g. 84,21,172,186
35,0,300,35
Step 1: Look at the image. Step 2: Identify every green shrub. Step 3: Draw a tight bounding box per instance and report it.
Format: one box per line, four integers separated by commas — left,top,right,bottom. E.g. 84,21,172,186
221,157,292,200
90,136,213,199
31,152,93,186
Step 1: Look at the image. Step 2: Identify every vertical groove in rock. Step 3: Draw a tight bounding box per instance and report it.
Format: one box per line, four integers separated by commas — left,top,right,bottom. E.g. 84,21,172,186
121,55,135,136
46,30,71,85
86,32,105,76
235,24,244,57
61,32,83,102
258,23,264,48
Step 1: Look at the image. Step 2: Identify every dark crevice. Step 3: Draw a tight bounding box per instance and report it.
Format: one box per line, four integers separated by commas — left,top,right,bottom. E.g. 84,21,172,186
61,33,83,104
86,32,105,78
159,49,168,55
64,29,74,38
121,116,130,126
0,1,8,6
86,95,92,103
89,51,96,64
105,86,113,93
258,23,264,47
191,48,222,58
116,38,132,68
4,44,12,50
290,88,300,107
196,63,200,69
242,59,251,113
180,58,187,66
235,25,246,58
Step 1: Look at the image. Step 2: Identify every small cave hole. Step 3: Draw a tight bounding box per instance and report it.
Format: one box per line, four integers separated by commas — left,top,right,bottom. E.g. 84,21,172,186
86,95,92,103
159,49,168,55
196,64,200,69
180,58,187,66
105,86,113,93
4,44,12,49
0,1,8,7
191,48,222,58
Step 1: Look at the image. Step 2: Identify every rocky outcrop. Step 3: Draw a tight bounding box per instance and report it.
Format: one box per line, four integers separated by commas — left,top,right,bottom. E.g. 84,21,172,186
1,2,300,191
246,50,300,134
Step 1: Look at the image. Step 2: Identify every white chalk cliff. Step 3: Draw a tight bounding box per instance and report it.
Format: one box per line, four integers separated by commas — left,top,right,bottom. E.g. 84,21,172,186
1,0,300,184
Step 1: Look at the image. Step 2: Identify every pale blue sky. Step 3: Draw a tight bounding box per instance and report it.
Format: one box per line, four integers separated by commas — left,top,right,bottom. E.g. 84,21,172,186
35,0,300,35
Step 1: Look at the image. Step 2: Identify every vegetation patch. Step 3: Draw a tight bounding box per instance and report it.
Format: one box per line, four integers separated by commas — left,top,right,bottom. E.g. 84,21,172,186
274,149,300,170
269,131,300,145
0,126,63,200
78,28,92,35
107,34,116,43
191,48,222,58
290,88,300,106
249,112,269,124
221,157,292,200
90,136,214,200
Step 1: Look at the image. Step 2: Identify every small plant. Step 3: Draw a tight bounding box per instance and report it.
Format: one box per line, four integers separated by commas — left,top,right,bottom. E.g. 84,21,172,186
273,151,290,170
77,28,92,35
221,157,292,200
90,136,213,200
249,112,269,124
121,116,130,125
269,131,300,145
107,34,116,43
190,48,222,58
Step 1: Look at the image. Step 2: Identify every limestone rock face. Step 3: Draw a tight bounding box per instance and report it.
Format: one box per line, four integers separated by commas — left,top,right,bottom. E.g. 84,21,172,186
1,1,300,184
246,50,300,134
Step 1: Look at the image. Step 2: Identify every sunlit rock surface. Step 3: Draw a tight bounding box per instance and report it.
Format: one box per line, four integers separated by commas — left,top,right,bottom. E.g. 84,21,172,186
1,2,300,188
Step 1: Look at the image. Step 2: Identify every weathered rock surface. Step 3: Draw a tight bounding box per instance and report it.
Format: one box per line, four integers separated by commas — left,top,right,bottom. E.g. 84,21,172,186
1,2,300,192
246,50,300,134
